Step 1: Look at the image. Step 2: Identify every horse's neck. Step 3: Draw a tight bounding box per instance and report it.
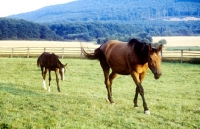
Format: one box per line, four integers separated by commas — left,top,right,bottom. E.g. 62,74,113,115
129,45,149,65
57,60,64,68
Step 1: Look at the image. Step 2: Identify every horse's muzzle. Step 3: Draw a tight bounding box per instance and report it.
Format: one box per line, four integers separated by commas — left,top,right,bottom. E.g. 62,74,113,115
154,72,162,79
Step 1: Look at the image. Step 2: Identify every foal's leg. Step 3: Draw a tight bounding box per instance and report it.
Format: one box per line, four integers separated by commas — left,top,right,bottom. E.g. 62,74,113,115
131,72,150,114
48,70,51,92
42,67,47,90
55,69,60,92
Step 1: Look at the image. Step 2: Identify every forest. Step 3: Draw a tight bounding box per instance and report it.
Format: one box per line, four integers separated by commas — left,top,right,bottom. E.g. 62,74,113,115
0,18,199,43
8,0,200,23
1,0,200,43
0,18,62,40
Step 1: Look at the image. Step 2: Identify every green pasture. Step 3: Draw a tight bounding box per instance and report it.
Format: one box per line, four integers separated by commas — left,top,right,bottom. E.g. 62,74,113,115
0,58,199,129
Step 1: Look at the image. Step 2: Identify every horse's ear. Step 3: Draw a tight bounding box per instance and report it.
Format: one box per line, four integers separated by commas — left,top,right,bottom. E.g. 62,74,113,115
64,63,68,67
148,44,152,51
157,44,163,52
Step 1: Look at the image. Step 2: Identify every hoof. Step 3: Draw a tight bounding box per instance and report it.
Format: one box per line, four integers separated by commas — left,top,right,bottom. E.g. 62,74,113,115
144,110,150,115
105,98,109,102
134,106,139,109
105,98,115,104
111,102,115,105
43,87,47,90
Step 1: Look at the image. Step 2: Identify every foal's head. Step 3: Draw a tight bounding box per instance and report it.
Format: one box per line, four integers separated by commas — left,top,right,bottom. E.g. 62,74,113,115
59,63,68,81
148,44,162,79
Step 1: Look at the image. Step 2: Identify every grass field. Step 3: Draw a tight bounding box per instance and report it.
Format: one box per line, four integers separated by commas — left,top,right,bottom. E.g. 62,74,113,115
0,58,199,128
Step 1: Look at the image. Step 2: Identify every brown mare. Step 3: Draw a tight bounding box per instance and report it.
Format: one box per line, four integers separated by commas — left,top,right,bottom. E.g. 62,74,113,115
81,39,162,114
37,52,67,92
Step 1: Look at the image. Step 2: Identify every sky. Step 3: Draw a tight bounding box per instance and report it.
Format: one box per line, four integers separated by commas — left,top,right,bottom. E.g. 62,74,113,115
0,0,75,17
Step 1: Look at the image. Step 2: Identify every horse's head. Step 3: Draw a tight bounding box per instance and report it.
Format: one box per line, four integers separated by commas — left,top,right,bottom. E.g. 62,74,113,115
148,44,162,79
59,63,68,81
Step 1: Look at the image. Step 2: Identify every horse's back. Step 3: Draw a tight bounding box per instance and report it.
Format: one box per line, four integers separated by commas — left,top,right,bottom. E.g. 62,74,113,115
100,40,131,75
37,52,49,67
37,52,58,68
101,40,126,56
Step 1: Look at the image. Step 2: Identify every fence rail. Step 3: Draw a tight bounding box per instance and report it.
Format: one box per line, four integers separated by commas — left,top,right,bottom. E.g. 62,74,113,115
0,47,97,59
0,46,200,62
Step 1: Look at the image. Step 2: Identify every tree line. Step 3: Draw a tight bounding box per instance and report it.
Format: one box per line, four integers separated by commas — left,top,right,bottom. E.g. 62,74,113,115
49,20,200,43
0,18,62,40
0,18,199,43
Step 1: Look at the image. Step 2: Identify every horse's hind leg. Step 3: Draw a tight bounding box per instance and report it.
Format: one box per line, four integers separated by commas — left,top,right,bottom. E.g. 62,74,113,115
100,60,114,103
109,71,117,97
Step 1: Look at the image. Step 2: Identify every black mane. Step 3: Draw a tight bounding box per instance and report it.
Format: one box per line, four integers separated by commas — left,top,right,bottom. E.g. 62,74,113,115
128,38,149,64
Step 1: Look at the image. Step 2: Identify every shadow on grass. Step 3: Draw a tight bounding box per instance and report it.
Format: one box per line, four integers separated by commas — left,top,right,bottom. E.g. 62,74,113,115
0,82,42,97
0,123,12,129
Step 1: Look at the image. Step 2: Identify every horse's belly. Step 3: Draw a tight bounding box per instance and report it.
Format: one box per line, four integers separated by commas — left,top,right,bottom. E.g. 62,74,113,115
114,69,130,75
109,63,130,75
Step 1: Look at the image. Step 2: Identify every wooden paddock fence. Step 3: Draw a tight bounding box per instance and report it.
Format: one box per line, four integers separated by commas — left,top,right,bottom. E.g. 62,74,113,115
0,46,200,63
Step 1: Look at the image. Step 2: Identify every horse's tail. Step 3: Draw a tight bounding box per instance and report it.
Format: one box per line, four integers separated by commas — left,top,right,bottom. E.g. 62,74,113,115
81,45,105,61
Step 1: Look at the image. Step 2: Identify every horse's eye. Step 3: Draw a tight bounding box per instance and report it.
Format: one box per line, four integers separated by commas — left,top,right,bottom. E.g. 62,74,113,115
149,57,152,61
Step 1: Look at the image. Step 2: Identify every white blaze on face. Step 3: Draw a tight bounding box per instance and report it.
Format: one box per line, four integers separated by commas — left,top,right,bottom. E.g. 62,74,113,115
61,68,65,81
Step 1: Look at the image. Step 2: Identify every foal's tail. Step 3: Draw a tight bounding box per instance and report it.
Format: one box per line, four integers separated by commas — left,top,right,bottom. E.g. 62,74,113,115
81,44,105,61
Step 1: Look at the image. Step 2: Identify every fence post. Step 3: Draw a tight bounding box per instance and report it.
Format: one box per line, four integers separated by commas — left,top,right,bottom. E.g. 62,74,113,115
180,50,183,63
27,47,29,58
62,47,64,59
44,47,46,52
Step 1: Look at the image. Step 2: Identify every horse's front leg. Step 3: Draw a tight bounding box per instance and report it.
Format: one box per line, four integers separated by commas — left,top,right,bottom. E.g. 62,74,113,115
133,86,139,108
131,72,150,114
137,84,149,114
42,67,47,90
55,69,60,92
48,70,51,92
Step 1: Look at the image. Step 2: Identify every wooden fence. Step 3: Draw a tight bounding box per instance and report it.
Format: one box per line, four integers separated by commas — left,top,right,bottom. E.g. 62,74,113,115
0,46,200,62
0,47,97,59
